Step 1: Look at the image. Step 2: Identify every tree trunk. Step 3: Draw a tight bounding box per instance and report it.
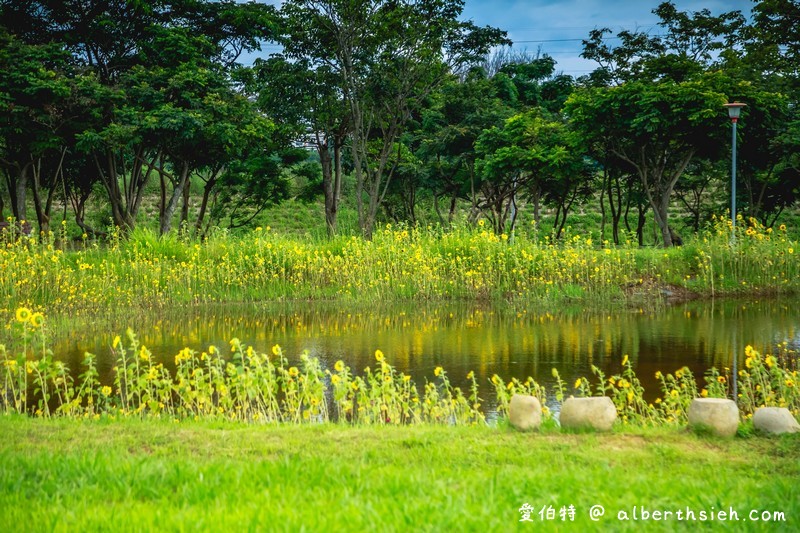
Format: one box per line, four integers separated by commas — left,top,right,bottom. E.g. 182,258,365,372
180,177,191,231
160,162,191,235
194,171,218,238
320,142,337,237
13,162,32,222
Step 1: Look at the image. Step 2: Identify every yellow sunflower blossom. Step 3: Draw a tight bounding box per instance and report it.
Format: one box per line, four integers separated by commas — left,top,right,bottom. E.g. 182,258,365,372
15,307,31,323
28,312,44,328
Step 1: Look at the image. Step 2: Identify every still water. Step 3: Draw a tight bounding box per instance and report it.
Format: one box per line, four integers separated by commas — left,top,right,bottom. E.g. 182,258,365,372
48,299,799,404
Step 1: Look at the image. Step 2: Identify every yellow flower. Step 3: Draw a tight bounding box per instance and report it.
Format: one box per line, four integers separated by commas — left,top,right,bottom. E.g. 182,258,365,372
229,338,240,352
403,374,411,382
15,307,31,323
789,248,794,255
113,335,121,349
272,344,281,356
765,356,777,368
139,346,150,361
331,374,341,385
434,366,443,377
288,366,299,377
334,360,345,372
101,386,112,397
701,389,708,397
621,354,629,366
375,349,384,363
466,371,475,380
574,378,582,389
717,376,726,384
28,312,44,328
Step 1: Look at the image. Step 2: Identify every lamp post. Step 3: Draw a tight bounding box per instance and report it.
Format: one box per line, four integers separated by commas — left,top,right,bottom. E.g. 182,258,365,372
723,101,745,403
723,102,746,242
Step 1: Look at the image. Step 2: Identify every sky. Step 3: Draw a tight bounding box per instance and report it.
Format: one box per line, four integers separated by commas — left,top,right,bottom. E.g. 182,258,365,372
459,0,754,75
253,0,754,74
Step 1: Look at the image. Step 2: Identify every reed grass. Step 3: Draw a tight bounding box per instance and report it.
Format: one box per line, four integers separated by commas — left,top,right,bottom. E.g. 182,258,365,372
1,216,797,314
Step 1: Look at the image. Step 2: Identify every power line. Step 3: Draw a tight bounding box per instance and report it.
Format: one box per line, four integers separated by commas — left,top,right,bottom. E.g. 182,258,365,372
512,33,665,44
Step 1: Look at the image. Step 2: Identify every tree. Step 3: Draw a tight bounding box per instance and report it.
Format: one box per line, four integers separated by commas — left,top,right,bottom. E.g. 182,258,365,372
573,1,748,246
280,0,508,237
414,70,514,227
2,0,280,234
566,77,730,247
0,30,74,231
475,108,592,237
249,56,349,236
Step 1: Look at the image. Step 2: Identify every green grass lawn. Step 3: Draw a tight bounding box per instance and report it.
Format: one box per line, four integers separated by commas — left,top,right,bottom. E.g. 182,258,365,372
1,416,798,531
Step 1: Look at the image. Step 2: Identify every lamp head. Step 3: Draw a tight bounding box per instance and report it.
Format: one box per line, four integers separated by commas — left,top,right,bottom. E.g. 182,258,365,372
724,102,746,122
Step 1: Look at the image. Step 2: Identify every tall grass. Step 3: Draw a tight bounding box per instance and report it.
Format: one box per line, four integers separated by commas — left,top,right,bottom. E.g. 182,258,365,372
1,215,797,314
3,309,798,427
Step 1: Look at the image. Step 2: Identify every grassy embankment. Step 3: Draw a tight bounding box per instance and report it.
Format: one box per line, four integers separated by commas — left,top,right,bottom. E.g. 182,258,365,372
1,416,798,531
1,215,797,315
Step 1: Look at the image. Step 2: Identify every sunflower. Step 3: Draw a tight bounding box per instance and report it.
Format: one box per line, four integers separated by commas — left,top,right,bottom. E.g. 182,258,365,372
29,312,44,328
15,307,31,323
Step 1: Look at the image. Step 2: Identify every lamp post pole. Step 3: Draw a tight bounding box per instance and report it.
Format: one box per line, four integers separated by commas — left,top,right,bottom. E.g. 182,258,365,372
723,102,746,242
723,101,746,402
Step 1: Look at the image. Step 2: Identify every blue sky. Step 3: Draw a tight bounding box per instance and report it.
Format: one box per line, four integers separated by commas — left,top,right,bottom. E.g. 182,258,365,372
460,0,754,75
253,1,754,74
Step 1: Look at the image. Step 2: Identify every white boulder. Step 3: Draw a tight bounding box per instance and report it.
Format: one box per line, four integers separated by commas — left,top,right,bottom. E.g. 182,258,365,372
509,394,542,431
559,396,617,431
752,407,800,435
687,398,739,437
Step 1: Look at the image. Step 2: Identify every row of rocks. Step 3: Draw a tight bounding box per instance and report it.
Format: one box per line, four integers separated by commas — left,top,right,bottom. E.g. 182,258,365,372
509,395,800,436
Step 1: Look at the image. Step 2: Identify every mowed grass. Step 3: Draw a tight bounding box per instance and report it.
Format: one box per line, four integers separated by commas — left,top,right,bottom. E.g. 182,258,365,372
1,416,798,531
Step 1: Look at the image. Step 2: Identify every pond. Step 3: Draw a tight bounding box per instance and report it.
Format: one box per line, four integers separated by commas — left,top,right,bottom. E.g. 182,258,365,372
45,298,800,409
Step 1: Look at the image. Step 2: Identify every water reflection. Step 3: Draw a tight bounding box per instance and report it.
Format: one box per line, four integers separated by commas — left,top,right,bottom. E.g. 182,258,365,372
48,299,799,403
